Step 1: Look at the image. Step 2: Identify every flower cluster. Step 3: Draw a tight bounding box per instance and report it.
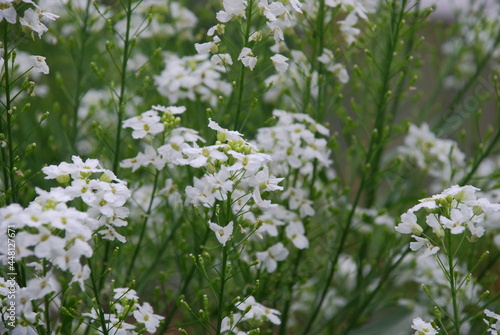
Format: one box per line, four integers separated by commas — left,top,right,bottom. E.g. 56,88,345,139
221,295,281,334
154,53,232,106
399,123,466,186
0,275,60,334
0,156,131,330
441,0,500,88
114,1,198,41
411,317,439,335
303,0,373,46
255,109,332,217
397,252,481,332
196,0,304,73
83,287,164,334
178,119,285,246
0,0,58,75
395,185,500,256
121,105,204,171
484,309,500,335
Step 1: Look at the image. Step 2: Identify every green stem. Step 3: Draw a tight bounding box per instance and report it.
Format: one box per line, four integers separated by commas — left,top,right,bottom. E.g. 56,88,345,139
124,170,160,284
233,0,254,131
364,0,408,207
71,0,93,151
278,249,303,335
301,0,326,118
433,27,500,134
459,127,500,185
447,232,461,334
216,245,229,335
112,0,134,173
300,170,368,335
89,261,109,335
158,229,211,333
2,21,16,205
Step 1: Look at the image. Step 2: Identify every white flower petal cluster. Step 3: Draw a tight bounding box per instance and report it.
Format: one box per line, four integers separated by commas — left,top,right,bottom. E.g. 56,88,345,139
0,274,61,329
202,0,302,74
255,109,331,220
484,309,500,335
113,1,198,42
411,317,439,335
317,48,349,83
238,47,258,70
399,123,466,186
0,157,131,330
123,109,165,139
235,295,281,325
0,1,59,81
209,220,234,246
256,242,289,273
0,0,16,24
441,1,500,89
396,185,500,256
216,0,247,22
264,50,324,104
121,106,205,172
303,0,371,46
83,287,164,334
155,53,232,106
178,119,284,247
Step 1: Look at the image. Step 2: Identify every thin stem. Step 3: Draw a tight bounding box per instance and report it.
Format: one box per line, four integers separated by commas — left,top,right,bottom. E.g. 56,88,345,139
364,0,408,207
2,21,16,204
234,0,254,131
158,228,211,333
71,0,93,151
447,232,461,334
216,245,229,335
88,261,109,335
125,170,160,283
112,0,134,173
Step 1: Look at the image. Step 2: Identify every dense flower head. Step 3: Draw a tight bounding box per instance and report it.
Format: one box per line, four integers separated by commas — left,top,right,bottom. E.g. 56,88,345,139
411,317,439,335
0,156,131,330
484,309,500,335
399,123,465,186
181,119,281,212
396,185,500,256
155,53,232,106
83,287,164,334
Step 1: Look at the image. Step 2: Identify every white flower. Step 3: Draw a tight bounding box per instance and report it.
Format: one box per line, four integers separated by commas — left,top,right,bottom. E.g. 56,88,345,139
208,118,244,141
236,296,281,325
98,224,126,243
216,0,247,22
395,212,423,235
151,105,186,115
133,302,165,333
484,309,500,335
285,220,309,249
20,8,48,38
208,221,234,246
123,110,164,139
339,12,360,46
256,242,289,273
411,317,439,335
211,53,233,66
195,36,221,54
29,55,49,74
69,263,91,290
270,54,289,72
0,0,16,24
238,47,258,70
409,235,440,257
258,0,286,21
